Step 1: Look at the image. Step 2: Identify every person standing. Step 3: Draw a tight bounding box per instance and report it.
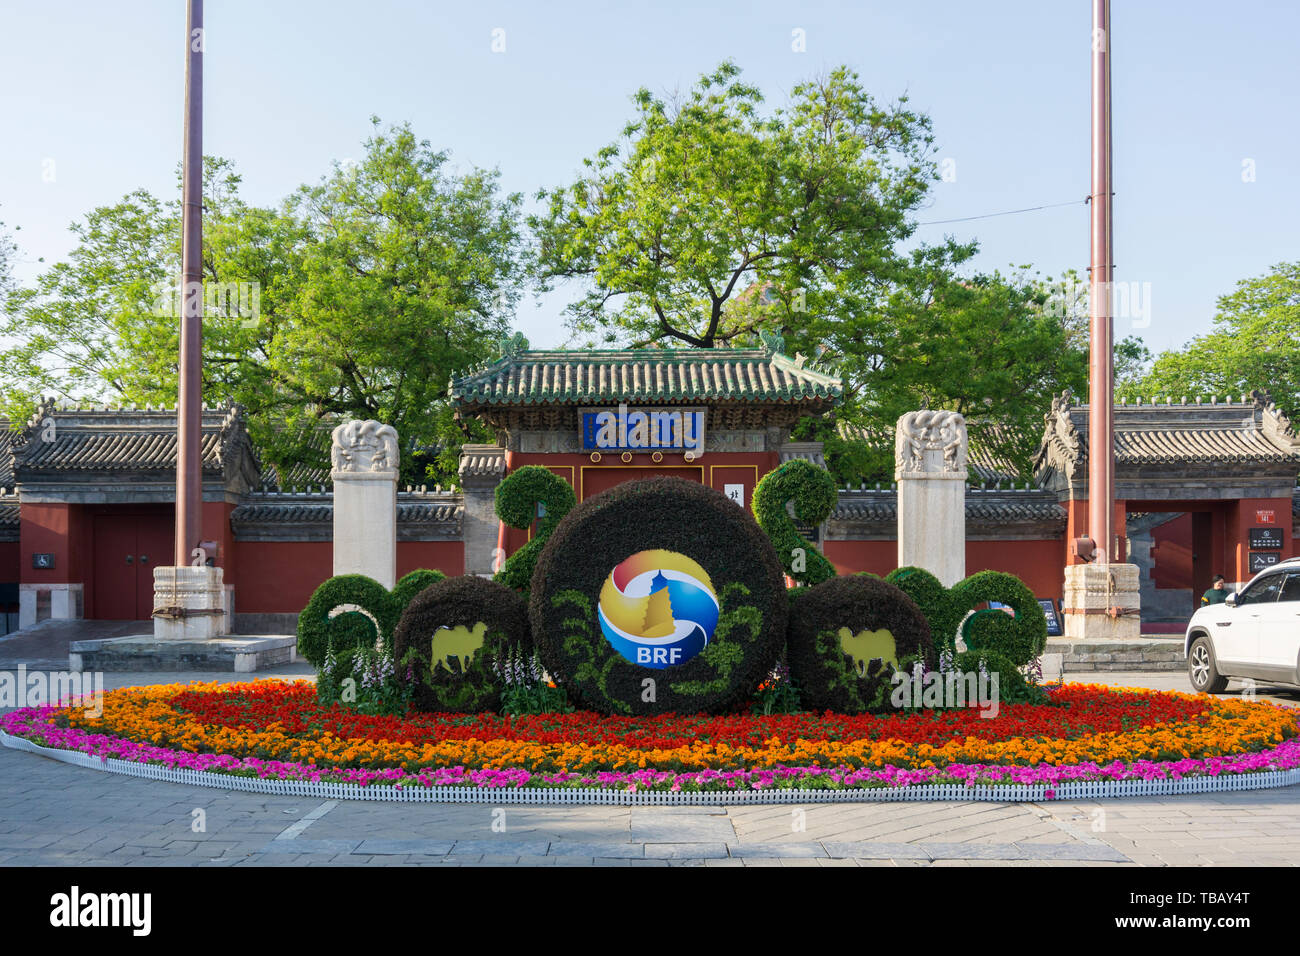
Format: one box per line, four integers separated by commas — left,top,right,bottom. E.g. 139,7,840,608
1201,574,1229,606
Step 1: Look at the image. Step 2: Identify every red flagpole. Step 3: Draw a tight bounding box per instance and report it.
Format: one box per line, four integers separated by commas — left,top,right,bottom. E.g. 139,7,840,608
1088,0,1115,564
176,0,204,562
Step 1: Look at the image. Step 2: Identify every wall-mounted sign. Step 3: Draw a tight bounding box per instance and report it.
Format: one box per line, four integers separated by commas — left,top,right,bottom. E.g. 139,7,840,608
1249,552,1280,574
792,518,821,545
580,404,706,454
1038,598,1063,637
1249,527,1284,550
31,553,55,570
724,483,745,506
1256,509,1275,524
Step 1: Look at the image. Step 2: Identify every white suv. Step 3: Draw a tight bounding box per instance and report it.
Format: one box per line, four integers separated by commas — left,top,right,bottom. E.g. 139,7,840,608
1186,556,1300,693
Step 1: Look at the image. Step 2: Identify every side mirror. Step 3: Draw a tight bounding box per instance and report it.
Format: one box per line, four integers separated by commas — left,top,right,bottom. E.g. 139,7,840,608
1224,592,1238,607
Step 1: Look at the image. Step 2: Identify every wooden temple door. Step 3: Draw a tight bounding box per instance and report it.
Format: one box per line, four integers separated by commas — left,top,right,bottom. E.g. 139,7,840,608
580,465,705,501
91,512,174,619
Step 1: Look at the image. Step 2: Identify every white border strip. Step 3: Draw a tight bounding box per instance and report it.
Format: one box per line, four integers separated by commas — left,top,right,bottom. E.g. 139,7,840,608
5,729,1300,804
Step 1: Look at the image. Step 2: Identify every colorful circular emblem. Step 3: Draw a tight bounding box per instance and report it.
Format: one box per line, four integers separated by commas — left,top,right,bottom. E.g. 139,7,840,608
598,549,719,668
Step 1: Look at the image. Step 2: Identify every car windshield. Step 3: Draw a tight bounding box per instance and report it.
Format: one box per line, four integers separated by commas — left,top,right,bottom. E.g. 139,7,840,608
1238,574,1284,605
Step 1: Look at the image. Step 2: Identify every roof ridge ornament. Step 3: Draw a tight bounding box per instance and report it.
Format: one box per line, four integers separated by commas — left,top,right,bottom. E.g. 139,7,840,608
758,329,784,355
499,331,529,360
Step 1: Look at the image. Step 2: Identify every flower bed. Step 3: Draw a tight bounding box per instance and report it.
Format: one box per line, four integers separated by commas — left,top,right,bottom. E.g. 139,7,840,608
3,681,1299,796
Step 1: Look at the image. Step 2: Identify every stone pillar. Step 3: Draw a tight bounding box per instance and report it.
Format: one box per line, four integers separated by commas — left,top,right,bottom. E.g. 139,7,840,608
331,420,400,589
18,583,84,628
895,410,968,587
152,565,227,640
458,444,506,577
1062,562,1142,640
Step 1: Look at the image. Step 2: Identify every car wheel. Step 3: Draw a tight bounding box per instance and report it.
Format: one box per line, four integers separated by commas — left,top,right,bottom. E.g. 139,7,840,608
1188,636,1228,694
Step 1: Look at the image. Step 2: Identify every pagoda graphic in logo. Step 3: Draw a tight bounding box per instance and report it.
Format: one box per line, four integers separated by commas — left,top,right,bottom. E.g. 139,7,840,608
597,549,719,668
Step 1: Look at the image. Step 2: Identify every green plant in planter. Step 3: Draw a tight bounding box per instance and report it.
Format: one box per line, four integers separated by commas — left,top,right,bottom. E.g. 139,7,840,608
953,648,1047,705
392,568,447,614
885,566,966,654
752,459,838,586
493,465,578,599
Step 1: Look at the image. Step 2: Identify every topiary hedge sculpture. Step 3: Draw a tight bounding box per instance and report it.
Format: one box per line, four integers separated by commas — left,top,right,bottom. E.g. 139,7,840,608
885,566,966,654
951,570,1048,667
787,574,935,714
752,458,838,586
297,574,399,668
391,568,448,614
297,568,450,669
493,465,578,598
530,476,788,715
393,575,531,713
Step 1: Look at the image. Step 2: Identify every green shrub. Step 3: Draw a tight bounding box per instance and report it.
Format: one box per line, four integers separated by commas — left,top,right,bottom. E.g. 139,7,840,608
493,465,577,599
752,459,838,586
391,568,447,616
530,476,788,715
885,566,966,654
297,574,398,667
953,649,1047,705
951,570,1048,666
393,575,532,713
787,575,935,714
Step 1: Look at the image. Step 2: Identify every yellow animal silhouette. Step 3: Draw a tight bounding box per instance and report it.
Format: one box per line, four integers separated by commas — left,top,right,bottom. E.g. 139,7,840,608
431,622,487,674
837,627,898,677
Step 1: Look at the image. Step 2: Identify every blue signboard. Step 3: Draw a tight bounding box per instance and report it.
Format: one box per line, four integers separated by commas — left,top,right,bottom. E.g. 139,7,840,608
1038,598,1062,636
580,405,706,453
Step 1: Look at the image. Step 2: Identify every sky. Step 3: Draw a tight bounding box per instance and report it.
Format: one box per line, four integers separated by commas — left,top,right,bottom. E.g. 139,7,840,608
1,0,1297,357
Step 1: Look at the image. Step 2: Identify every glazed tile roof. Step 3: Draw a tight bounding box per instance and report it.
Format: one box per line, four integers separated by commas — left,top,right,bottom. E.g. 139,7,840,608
1112,427,1296,464
0,427,17,486
1035,391,1300,482
451,348,843,409
11,401,257,482
18,425,228,472
457,445,506,479
832,488,1066,526
230,494,461,525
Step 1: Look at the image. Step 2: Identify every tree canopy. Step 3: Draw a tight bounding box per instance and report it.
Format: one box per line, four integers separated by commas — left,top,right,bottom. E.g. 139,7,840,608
531,62,1089,482
1120,261,1300,418
0,121,526,484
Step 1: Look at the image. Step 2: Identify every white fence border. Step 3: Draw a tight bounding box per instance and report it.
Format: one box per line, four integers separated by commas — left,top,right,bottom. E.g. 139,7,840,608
5,729,1299,805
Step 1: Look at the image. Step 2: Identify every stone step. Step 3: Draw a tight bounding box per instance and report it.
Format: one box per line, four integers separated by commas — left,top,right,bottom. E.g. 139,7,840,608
1045,638,1186,672
69,635,298,673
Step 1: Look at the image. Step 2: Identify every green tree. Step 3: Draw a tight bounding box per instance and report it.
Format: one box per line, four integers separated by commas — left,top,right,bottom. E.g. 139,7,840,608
821,266,1088,482
1127,261,1300,416
530,62,1088,483
0,122,526,485
530,61,969,350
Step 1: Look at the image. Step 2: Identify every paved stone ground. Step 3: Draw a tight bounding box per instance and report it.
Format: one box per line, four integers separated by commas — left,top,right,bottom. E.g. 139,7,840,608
1,665,1298,866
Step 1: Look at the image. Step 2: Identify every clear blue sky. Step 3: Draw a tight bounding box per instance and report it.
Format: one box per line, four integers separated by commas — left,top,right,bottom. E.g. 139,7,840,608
2,0,1297,355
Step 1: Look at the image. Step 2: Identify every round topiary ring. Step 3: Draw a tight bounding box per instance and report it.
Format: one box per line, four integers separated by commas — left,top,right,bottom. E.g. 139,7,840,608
393,576,531,713
952,570,1048,666
529,476,788,716
787,575,935,714
297,574,398,667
